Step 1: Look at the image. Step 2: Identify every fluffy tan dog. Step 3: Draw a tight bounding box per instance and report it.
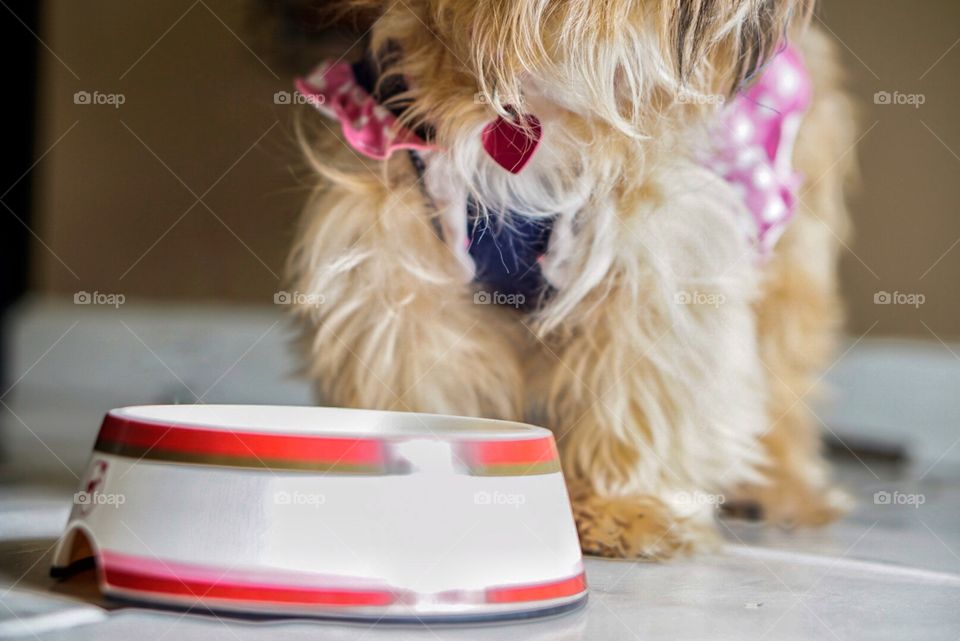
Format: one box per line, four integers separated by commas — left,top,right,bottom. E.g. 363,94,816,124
288,0,856,558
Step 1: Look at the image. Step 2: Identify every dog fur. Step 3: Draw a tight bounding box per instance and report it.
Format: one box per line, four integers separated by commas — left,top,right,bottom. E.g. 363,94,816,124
288,0,857,558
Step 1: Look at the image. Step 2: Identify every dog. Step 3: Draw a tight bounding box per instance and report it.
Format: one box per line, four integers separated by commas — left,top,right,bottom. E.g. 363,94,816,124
287,0,856,558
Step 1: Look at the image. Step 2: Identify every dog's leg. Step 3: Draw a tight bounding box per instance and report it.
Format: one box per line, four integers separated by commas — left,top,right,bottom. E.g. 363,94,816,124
727,29,857,526
532,164,768,559
290,156,524,419
733,262,852,526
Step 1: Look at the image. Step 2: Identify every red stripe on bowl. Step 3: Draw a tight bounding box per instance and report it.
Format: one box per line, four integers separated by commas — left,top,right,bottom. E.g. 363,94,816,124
467,437,558,467
95,414,386,467
485,572,587,604
100,552,395,607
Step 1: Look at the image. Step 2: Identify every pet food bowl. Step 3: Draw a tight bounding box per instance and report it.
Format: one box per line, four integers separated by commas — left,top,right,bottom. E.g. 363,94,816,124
52,405,586,621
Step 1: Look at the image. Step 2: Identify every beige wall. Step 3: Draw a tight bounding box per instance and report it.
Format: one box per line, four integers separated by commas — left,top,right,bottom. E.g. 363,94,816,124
33,0,305,302
32,0,960,338
824,1,960,340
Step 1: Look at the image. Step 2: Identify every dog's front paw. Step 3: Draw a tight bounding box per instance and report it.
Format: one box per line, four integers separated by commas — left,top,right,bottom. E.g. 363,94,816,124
568,483,718,559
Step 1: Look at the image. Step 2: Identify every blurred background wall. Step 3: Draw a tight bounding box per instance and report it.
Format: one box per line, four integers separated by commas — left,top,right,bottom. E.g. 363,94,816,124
29,0,305,304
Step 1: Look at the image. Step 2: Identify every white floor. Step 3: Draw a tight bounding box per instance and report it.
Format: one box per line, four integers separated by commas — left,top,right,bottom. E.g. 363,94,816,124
2,299,959,640
3,462,959,641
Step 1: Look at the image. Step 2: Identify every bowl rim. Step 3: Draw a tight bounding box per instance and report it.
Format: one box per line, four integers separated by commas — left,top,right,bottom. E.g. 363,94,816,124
107,404,553,441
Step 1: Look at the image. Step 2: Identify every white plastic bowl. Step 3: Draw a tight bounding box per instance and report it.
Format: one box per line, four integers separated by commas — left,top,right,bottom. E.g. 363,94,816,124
52,405,586,621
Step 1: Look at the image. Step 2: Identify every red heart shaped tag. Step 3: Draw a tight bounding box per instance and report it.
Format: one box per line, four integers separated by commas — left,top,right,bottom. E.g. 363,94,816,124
481,113,542,174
